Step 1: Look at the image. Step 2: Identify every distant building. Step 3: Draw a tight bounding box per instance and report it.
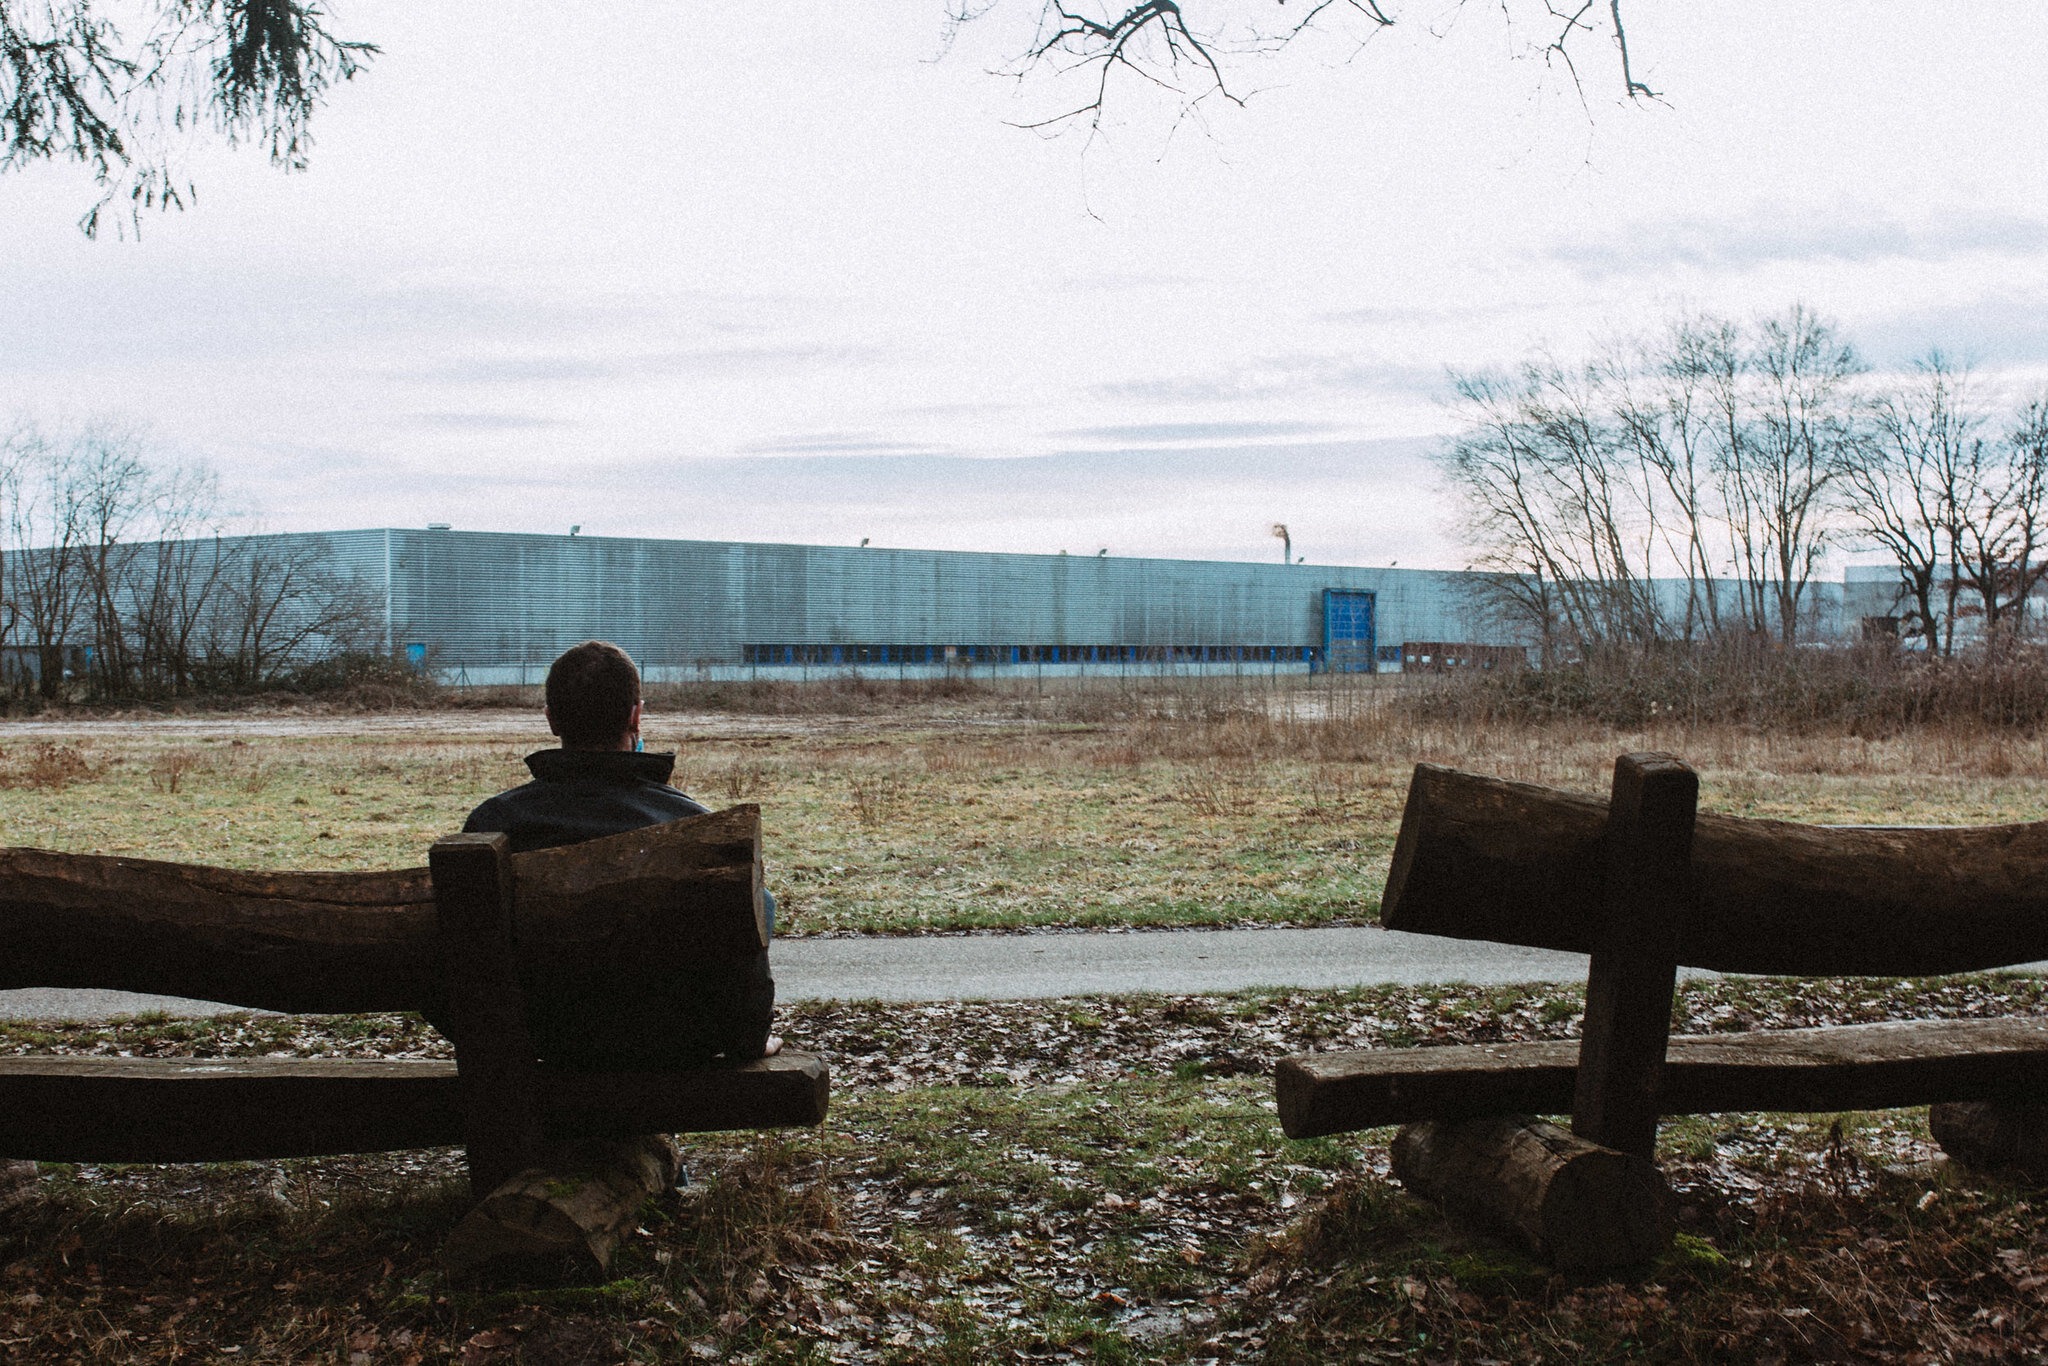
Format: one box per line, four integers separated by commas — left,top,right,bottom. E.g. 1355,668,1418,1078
11,528,1915,687
248,528,1501,682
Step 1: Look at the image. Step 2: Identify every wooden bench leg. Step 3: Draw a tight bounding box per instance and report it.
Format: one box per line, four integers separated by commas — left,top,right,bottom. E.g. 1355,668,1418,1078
1931,1101,2048,1179
432,833,543,1199
1573,753,1697,1162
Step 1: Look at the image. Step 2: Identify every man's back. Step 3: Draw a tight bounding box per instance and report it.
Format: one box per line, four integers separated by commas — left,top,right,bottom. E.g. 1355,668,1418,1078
464,748,709,853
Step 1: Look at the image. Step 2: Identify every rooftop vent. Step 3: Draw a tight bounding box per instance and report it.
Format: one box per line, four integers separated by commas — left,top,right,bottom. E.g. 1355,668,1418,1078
427,523,452,531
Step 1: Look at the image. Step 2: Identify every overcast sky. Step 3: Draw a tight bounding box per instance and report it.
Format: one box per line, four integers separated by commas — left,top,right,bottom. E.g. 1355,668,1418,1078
5,2,2046,568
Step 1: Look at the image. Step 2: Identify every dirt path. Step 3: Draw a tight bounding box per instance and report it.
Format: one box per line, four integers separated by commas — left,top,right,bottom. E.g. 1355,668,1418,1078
0,707,1033,743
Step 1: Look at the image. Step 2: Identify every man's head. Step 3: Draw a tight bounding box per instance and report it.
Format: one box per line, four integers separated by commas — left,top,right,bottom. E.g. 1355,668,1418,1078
545,640,643,750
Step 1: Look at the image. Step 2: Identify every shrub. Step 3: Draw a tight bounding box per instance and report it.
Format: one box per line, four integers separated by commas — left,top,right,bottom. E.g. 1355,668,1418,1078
1407,638,2048,732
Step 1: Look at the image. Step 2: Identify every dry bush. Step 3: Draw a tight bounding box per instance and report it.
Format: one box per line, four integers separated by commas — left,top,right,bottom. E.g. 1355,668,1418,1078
673,1139,844,1314
1172,758,1260,817
0,741,98,790
847,770,909,827
716,756,770,800
918,741,980,774
1410,638,2048,734
1297,763,1361,818
148,748,209,793
645,673,986,717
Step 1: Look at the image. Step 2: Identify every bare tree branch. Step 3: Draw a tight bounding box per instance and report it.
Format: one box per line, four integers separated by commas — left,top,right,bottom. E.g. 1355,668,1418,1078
1608,0,1654,98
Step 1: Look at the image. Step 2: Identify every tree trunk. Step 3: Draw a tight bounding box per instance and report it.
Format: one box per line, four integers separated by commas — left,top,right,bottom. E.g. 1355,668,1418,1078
1390,1115,1670,1273
1930,1102,2048,1180
441,1135,681,1279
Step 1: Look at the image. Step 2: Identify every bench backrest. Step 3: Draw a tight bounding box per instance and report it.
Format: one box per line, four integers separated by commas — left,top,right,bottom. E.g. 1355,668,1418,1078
0,805,766,1013
1383,764,2048,977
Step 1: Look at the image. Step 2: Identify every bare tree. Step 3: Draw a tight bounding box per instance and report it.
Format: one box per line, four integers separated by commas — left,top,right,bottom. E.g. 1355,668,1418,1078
1695,307,1862,646
121,461,229,696
0,421,24,686
2,425,90,698
0,417,376,701
2004,397,2048,638
1607,318,1730,638
67,425,153,696
1953,394,2048,647
1440,305,1869,655
1439,351,1669,657
200,534,378,688
1837,354,1980,654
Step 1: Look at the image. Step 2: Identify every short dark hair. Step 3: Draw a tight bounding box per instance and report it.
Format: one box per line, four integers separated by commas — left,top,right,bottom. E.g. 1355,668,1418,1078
547,640,641,747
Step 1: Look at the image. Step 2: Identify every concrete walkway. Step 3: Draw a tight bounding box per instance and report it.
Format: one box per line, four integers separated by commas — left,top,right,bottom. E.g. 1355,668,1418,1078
0,926,1598,1021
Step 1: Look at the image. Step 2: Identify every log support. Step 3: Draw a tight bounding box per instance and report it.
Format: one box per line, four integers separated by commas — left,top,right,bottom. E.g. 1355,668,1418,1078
1931,1101,2048,1180
1391,1115,1670,1273
441,1135,682,1279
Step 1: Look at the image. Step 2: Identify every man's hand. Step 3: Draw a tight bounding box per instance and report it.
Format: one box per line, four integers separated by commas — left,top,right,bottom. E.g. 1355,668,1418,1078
763,1035,784,1057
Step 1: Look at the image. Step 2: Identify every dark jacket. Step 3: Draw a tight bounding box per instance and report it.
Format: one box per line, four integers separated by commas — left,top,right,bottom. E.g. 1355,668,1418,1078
463,748,711,853
453,748,773,1069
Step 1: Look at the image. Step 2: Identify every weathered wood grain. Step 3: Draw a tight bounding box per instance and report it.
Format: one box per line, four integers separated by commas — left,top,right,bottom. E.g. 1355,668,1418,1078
0,1051,829,1163
441,1136,682,1278
434,832,542,1196
0,1056,468,1161
1382,764,2048,975
0,847,437,1012
1573,754,1697,1159
1277,1019,2048,1139
1391,1115,1670,1272
538,1052,832,1138
0,805,764,1013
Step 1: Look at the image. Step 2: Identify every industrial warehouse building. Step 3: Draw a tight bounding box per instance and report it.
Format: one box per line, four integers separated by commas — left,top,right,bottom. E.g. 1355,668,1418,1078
293,528,1500,683
4,527,1893,690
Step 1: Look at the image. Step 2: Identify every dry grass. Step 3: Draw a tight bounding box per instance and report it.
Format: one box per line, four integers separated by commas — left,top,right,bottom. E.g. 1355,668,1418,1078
3,685,2047,933
1416,639,2048,733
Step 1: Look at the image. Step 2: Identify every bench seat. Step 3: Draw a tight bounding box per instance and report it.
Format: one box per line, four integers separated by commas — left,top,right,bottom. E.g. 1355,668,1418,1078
1278,1018,2048,1139
0,1051,828,1164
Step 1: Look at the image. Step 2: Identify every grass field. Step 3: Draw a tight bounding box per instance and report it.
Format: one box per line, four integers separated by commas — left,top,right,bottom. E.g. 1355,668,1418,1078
2,685,2046,935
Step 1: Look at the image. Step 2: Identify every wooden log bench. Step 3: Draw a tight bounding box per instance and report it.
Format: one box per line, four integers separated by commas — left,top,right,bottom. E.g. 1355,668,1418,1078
1275,754,2048,1272
0,805,828,1274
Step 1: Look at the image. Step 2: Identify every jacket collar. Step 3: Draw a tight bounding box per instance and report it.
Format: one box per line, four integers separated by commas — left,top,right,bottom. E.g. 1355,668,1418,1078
524,748,678,785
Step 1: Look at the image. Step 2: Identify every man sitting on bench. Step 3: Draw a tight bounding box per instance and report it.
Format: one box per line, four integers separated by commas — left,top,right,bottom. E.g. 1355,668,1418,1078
459,639,781,1067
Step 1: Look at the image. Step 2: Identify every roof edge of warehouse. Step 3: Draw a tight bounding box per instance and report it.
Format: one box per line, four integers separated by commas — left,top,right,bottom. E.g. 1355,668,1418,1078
322,526,1445,575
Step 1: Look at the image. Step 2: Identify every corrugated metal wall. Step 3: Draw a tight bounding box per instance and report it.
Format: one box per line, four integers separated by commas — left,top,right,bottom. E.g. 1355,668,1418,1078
308,530,1490,675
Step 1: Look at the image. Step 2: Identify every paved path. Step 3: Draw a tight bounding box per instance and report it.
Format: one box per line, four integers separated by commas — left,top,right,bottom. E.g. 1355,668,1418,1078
773,926,1595,1002
0,926,1599,1020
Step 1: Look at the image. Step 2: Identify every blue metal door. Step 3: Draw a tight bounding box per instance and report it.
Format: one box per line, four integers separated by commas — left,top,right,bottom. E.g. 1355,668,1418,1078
1321,590,1376,673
